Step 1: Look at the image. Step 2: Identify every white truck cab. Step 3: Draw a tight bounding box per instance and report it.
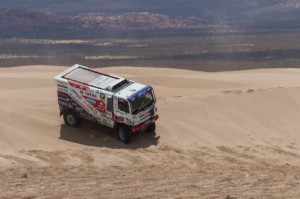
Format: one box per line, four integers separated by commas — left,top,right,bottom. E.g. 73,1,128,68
54,64,158,143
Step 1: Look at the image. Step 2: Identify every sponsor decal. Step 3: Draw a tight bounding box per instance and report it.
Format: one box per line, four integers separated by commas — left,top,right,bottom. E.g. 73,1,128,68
69,88,82,100
116,116,125,123
83,96,106,113
58,84,68,89
87,98,96,104
57,88,114,128
100,93,106,100
115,110,124,116
57,91,67,97
86,102,98,115
58,88,68,93
125,118,133,125
57,81,68,86
68,88,94,115
68,80,89,91
86,92,97,98
80,91,97,98
57,84,68,93
100,118,109,125
58,92,99,122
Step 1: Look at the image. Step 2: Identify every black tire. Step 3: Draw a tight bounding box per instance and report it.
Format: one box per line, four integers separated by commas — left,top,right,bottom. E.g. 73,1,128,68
63,111,81,127
117,125,131,144
146,122,156,132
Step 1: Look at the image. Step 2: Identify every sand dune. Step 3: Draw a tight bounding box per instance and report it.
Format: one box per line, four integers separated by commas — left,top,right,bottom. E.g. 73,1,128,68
1,65,300,198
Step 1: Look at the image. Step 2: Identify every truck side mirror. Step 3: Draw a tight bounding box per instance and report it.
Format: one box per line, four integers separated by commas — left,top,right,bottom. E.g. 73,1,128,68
118,98,129,113
107,97,113,112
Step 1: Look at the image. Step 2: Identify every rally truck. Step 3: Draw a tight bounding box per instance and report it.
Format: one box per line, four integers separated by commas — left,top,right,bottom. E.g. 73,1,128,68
54,64,158,143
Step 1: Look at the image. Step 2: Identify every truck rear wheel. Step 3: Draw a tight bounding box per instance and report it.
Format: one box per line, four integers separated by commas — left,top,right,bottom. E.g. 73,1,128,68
147,122,156,132
63,111,81,127
117,125,131,144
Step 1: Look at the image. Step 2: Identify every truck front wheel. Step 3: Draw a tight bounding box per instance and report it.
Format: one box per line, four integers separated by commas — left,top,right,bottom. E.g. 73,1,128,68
63,111,81,127
117,125,131,144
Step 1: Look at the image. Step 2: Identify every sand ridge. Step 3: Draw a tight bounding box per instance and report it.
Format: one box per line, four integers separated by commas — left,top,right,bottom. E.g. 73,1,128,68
1,65,300,198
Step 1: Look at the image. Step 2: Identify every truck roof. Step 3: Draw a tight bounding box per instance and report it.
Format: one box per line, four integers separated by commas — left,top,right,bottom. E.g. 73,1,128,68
57,64,133,93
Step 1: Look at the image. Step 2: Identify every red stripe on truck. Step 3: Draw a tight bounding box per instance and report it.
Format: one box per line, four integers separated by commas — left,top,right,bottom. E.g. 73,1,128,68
68,80,90,91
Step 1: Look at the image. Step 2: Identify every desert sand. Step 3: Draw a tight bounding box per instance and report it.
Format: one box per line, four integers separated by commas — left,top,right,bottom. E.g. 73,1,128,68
1,65,300,198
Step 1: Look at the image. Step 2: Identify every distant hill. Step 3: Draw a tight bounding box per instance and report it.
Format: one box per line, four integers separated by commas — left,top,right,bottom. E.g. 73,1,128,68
1,0,300,23
0,7,78,38
1,0,300,38
76,12,211,30
0,7,229,38
0,7,73,29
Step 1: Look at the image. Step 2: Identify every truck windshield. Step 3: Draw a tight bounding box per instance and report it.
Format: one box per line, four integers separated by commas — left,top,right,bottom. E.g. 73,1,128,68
131,90,155,115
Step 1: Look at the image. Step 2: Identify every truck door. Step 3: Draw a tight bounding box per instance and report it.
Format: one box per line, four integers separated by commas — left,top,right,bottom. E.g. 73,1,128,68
114,98,130,124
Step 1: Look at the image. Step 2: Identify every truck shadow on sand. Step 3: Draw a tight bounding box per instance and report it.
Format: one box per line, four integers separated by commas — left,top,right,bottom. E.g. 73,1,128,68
59,121,160,149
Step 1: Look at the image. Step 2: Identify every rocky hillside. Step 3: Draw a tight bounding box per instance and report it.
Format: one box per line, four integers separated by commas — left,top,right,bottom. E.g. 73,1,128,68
1,0,299,38
0,7,227,38
77,12,210,30
0,8,74,30
1,0,300,22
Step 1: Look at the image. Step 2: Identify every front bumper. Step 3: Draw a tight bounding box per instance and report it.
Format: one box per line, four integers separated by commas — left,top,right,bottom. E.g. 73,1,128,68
131,114,159,133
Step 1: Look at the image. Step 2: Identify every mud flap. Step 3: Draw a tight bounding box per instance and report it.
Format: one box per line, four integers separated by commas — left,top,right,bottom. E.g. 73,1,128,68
59,106,65,116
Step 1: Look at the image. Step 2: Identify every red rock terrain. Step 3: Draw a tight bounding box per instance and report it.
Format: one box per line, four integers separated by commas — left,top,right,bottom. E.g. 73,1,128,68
0,7,215,32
